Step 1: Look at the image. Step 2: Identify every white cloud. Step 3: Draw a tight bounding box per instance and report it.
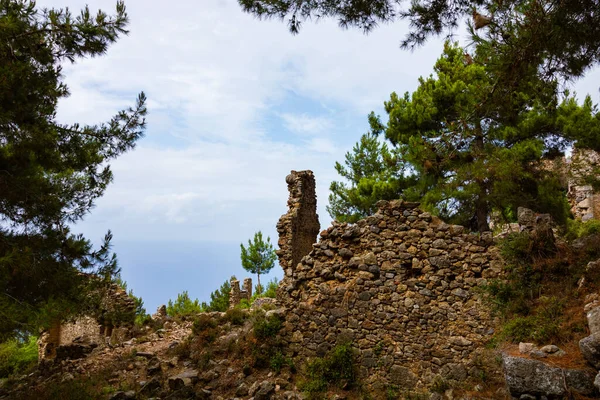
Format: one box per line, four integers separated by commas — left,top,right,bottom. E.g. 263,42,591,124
280,113,334,135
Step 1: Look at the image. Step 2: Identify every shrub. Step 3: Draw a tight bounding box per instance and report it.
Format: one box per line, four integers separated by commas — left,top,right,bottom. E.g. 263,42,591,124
253,312,282,340
167,291,203,317
193,314,217,332
0,335,38,378
224,308,247,326
565,219,600,240
300,342,357,398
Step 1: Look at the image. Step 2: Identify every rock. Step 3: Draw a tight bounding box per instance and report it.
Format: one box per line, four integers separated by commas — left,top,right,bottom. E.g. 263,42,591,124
580,333,600,368
517,207,536,229
564,369,597,396
139,377,162,395
519,342,537,354
339,248,353,258
588,306,600,335
109,391,136,400
236,382,249,396
540,345,560,354
594,371,600,390
389,365,416,389
449,336,472,347
146,359,162,376
254,380,276,400
503,354,596,397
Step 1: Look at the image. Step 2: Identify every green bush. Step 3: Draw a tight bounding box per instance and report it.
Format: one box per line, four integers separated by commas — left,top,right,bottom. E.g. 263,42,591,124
0,335,38,378
167,291,203,317
253,312,282,340
224,308,247,325
192,314,217,334
300,342,357,398
565,218,600,240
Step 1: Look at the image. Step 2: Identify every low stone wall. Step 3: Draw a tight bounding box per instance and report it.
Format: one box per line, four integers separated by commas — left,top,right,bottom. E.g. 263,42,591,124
38,283,136,361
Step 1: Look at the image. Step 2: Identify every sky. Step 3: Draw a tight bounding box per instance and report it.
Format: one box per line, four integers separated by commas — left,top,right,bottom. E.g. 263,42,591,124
38,0,600,313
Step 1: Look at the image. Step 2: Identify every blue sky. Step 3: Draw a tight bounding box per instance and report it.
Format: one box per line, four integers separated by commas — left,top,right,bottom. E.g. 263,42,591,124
39,0,600,313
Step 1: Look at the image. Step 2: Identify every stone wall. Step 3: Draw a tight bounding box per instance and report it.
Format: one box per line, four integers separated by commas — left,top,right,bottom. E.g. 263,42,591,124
567,149,600,221
229,277,252,308
276,170,320,278
38,283,136,361
276,171,502,390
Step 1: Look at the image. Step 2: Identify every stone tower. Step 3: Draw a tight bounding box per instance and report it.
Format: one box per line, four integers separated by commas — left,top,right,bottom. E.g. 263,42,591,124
276,170,320,277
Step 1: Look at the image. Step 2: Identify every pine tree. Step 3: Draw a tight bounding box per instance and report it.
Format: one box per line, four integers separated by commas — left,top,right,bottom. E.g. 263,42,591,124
328,113,416,223
238,0,600,82
240,232,277,291
0,0,146,339
378,43,599,231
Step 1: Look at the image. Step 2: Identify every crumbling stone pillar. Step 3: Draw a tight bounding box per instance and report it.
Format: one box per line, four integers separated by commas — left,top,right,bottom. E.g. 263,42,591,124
229,278,241,309
276,170,320,277
243,278,252,299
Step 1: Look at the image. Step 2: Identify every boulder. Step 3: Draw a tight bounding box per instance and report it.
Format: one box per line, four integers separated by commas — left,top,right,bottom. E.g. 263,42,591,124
254,380,276,400
580,333,600,368
588,306,600,335
503,354,596,398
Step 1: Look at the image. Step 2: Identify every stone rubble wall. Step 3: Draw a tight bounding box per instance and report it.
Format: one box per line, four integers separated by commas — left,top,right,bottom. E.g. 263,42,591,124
276,170,502,390
276,170,320,278
567,149,600,222
38,283,136,361
229,277,252,309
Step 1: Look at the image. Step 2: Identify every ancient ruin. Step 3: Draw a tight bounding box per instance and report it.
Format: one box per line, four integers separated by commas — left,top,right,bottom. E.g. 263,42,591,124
229,277,253,308
276,170,320,278
568,149,600,221
276,170,501,389
38,282,136,362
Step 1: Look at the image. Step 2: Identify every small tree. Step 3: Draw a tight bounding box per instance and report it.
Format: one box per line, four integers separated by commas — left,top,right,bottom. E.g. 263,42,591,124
166,291,202,317
240,231,277,291
202,278,232,312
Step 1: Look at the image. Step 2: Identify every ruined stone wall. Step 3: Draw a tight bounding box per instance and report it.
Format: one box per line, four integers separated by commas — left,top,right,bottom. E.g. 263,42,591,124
276,171,501,390
276,170,320,278
567,149,600,221
229,277,252,308
38,283,136,361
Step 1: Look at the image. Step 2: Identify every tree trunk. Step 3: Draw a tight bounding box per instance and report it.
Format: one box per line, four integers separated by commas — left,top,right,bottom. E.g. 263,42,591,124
474,121,490,232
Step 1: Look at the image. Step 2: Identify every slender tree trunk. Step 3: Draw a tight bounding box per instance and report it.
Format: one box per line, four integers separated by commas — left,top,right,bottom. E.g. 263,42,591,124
256,270,261,294
474,121,490,232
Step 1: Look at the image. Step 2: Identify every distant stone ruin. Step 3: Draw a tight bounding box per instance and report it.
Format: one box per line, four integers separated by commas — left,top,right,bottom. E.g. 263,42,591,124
229,277,252,308
38,282,136,362
276,170,502,389
567,149,600,221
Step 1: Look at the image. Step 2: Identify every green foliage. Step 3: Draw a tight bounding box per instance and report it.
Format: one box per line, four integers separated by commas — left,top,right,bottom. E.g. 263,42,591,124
201,278,231,312
192,314,218,334
251,277,278,303
252,312,282,340
166,291,202,317
224,308,247,326
565,219,600,241
270,350,294,373
300,342,357,398
114,275,150,326
430,376,450,393
238,0,600,87
328,124,416,222
0,335,38,378
0,0,146,339
381,43,595,231
240,231,277,290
